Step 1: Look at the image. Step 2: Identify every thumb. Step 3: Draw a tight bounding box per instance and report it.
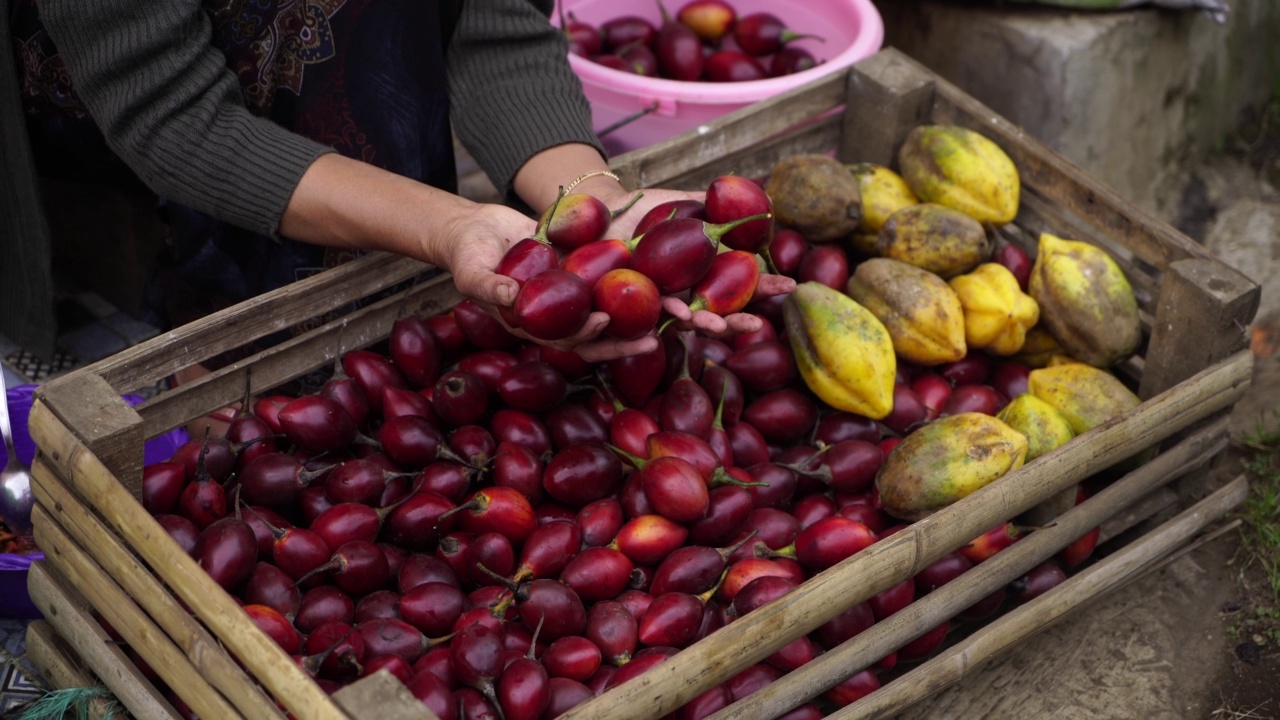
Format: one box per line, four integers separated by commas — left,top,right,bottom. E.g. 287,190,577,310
456,267,519,307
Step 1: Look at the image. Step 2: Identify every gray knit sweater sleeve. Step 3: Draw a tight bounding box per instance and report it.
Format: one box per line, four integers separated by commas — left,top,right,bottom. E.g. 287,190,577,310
37,0,333,239
37,0,605,239
448,0,606,199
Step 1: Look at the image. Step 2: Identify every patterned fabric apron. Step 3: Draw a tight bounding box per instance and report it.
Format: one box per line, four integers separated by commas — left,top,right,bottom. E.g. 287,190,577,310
10,0,461,369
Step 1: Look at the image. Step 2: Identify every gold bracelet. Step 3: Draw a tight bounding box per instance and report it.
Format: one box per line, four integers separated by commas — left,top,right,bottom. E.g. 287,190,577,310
563,169,621,193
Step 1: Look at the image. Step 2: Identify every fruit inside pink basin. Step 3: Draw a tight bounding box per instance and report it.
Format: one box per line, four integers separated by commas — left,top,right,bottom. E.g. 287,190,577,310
1,384,189,619
555,0,884,154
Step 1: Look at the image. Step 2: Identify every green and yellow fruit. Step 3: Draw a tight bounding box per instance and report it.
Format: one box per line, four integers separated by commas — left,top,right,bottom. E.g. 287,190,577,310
1029,233,1142,368
897,124,1020,225
1027,363,1141,436
949,263,1040,356
783,282,897,419
877,203,992,279
876,413,1029,521
845,258,968,366
1013,326,1065,369
765,154,863,242
996,394,1075,462
848,162,918,235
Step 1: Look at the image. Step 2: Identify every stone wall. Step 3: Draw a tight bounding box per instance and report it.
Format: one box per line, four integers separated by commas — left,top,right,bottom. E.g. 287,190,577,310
873,0,1280,218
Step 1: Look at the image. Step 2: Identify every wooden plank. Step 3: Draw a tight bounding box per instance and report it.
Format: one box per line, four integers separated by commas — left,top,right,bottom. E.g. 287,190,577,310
835,475,1250,719
841,48,938,167
1139,257,1260,399
557,350,1251,720
35,372,145,497
333,671,435,720
640,115,843,192
1098,488,1180,544
33,508,242,720
72,253,432,395
24,620,137,720
30,456,287,720
26,561,184,720
705,417,1228,719
610,71,848,191
134,270,463,437
26,401,345,720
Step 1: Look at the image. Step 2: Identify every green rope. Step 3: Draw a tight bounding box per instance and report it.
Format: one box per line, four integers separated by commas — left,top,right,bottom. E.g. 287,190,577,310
17,687,121,720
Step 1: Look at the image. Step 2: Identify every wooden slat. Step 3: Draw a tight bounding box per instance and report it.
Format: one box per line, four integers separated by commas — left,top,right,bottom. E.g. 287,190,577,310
132,270,463,438
30,456,286,720
836,475,1250,719
641,115,843,192
1139,257,1260,399
610,71,848,190
704,418,1228,719
24,620,133,720
557,350,1251,720
69,253,432,394
35,372,146,497
26,561,183,720
26,401,345,720
333,671,435,720
33,508,241,720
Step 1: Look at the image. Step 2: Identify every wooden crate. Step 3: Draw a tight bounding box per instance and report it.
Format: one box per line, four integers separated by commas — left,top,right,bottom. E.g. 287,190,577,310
25,47,1260,720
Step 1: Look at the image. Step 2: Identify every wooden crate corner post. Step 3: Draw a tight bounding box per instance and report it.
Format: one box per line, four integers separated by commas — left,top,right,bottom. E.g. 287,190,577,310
841,48,936,166
1139,256,1260,400
34,372,146,497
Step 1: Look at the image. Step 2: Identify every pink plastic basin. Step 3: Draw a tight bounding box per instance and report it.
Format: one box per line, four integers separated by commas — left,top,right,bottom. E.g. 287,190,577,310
555,0,884,154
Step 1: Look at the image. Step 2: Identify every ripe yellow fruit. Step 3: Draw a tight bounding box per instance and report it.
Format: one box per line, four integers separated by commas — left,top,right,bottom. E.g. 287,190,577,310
949,263,1040,356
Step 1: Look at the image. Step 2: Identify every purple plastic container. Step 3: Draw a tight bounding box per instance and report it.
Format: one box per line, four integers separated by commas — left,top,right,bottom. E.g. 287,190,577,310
2,384,189,619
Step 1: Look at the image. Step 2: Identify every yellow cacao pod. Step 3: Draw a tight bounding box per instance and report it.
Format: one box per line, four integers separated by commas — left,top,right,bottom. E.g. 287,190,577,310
848,162,918,234
783,282,896,419
1027,363,1140,436
876,413,1029,521
897,124,1020,225
1029,233,1141,368
996,394,1075,462
845,258,967,366
878,203,993,279
1012,325,1065,369
948,263,1041,356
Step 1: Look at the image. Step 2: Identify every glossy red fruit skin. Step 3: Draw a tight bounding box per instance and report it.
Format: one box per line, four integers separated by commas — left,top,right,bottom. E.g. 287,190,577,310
705,175,774,253
824,668,881,708
601,15,658,53
543,193,613,251
594,268,662,340
513,269,593,341
560,239,632,290
725,340,796,394
633,199,706,238
939,384,1005,417
629,218,720,294
703,50,768,82
342,349,409,414
770,46,817,77
993,241,1033,290
1058,526,1101,569
389,315,444,388
543,443,624,509
432,370,489,428
741,389,818,444
797,243,850,290
990,360,1032,402
656,16,704,81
